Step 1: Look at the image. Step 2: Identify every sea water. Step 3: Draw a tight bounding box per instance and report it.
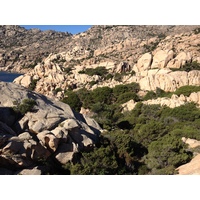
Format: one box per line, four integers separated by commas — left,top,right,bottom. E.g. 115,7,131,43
0,71,23,82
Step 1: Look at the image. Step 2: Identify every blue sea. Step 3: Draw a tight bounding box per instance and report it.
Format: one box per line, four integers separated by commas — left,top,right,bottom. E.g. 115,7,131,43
0,71,23,82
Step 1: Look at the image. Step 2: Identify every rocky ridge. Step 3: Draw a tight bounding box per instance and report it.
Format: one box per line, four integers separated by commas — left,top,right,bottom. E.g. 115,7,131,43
122,92,200,112
1,25,200,175
1,25,200,73
10,26,200,101
0,81,102,174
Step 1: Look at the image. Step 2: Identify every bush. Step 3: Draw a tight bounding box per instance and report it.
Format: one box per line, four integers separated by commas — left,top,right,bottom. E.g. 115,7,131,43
64,145,118,175
113,83,140,99
113,73,123,82
105,73,113,80
76,88,93,109
173,85,200,97
145,134,192,173
63,67,73,75
161,102,200,122
61,91,82,112
170,61,200,72
91,86,113,105
54,87,62,94
28,79,39,91
116,92,139,104
143,91,156,100
133,120,168,148
79,66,108,77
13,98,37,115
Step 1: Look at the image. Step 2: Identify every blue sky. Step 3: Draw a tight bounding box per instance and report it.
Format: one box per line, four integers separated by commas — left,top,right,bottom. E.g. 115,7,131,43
20,25,92,35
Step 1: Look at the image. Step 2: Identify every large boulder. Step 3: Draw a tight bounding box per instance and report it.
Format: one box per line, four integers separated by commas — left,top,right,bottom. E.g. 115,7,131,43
0,81,102,174
139,70,200,92
167,51,192,69
136,53,152,72
151,49,174,69
176,154,200,175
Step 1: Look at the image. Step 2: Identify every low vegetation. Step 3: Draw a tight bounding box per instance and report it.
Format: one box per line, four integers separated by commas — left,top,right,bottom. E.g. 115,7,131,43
60,81,200,175
170,61,200,72
12,98,37,115
78,66,109,77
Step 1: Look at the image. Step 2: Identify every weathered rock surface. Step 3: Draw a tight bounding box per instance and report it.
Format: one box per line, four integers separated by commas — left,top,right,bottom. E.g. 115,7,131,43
176,154,200,175
176,137,200,175
0,81,102,174
138,70,200,92
121,92,200,112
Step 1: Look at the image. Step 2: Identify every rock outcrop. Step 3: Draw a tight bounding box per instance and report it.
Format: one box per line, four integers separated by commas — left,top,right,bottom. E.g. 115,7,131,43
0,25,196,101
0,81,102,174
138,70,200,92
176,137,200,175
121,92,200,112
176,154,200,175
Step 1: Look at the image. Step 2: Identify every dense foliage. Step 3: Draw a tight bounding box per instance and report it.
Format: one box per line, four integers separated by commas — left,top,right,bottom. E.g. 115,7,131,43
60,81,200,174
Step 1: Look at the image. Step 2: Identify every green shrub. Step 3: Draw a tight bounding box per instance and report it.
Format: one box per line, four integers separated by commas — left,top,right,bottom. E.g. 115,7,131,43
79,66,108,77
61,91,82,112
113,73,123,82
170,61,200,72
143,91,156,100
54,87,62,94
13,98,37,115
133,120,168,148
92,86,113,105
161,102,200,122
117,92,139,104
145,134,192,173
64,145,118,175
105,73,113,80
173,85,200,97
89,80,98,87
76,88,93,109
113,82,140,99
28,79,39,91
63,67,73,74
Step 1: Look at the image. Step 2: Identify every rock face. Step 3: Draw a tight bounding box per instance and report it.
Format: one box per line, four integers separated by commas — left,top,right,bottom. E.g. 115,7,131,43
121,92,200,112
151,50,174,69
0,81,102,174
138,70,200,92
176,137,200,175
176,154,200,175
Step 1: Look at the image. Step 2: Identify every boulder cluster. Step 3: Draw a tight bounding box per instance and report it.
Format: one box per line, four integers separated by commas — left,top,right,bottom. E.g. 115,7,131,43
0,82,102,174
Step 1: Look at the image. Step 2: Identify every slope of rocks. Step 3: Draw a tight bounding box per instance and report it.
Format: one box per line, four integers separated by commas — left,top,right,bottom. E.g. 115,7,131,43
0,25,72,73
1,25,200,175
0,81,102,174
1,25,200,74
10,26,200,101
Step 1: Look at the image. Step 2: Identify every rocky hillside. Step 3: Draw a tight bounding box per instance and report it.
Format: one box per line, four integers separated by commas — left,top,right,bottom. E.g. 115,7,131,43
0,25,72,73
4,25,198,101
0,81,102,175
1,25,200,175
1,25,200,74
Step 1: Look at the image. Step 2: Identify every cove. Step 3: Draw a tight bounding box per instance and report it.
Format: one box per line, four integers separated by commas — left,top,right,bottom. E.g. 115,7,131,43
0,71,23,82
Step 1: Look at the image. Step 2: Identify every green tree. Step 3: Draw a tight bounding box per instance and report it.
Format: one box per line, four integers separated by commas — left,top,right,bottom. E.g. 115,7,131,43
64,145,118,175
61,91,82,112
145,134,192,174
133,120,168,148
91,86,113,105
